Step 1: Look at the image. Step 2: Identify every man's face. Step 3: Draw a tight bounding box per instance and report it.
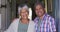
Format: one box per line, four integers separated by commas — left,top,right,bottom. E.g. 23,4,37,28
20,9,29,19
35,5,45,17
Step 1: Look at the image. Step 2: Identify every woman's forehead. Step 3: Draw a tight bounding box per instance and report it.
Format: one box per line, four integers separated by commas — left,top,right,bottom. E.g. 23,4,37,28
21,8,27,11
20,10,29,13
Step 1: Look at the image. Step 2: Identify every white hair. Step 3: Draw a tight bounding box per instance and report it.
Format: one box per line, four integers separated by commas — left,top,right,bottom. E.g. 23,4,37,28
18,5,29,14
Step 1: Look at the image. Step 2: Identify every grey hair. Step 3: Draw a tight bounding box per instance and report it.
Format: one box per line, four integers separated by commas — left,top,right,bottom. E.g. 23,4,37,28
18,5,29,14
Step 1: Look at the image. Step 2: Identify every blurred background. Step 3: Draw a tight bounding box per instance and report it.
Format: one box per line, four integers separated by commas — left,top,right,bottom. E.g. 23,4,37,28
0,0,60,32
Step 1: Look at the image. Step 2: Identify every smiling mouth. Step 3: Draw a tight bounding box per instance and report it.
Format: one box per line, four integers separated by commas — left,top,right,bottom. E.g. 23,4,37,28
38,12,42,14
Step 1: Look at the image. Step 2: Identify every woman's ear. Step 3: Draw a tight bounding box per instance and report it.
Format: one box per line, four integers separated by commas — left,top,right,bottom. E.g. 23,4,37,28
19,16,21,19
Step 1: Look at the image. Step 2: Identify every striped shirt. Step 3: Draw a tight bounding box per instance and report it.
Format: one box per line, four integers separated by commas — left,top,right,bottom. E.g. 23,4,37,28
34,14,56,32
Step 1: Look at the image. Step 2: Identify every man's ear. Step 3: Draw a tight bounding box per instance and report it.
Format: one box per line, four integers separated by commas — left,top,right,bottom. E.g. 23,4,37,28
44,8,45,10
44,8,46,13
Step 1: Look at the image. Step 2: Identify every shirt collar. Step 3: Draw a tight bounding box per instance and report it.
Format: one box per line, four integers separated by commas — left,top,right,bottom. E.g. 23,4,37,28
37,13,47,21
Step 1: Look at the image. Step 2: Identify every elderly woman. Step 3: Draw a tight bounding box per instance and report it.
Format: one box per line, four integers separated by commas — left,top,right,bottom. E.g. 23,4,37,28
4,4,35,32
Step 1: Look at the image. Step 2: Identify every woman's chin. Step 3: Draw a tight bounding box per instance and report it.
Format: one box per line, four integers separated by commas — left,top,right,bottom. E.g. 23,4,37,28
22,18,27,19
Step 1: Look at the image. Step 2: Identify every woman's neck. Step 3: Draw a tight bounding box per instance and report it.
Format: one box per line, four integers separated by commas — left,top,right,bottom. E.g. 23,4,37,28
20,19,29,24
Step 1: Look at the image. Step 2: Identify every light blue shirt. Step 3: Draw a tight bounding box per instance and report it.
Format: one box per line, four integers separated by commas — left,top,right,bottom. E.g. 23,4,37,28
18,21,28,32
37,18,42,32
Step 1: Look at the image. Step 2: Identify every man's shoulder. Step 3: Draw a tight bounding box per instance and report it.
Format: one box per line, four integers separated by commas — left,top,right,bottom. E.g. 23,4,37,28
46,14,54,19
46,14,55,22
34,17,38,21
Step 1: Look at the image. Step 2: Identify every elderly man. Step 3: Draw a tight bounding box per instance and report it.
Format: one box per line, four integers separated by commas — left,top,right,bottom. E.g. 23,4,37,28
4,4,35,32
34,2,56,32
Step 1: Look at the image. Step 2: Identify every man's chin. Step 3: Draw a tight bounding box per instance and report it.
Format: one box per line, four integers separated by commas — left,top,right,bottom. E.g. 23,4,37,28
38,15,43,17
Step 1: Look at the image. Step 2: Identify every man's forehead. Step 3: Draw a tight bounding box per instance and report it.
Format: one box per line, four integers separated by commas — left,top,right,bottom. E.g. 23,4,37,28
36,5,42,8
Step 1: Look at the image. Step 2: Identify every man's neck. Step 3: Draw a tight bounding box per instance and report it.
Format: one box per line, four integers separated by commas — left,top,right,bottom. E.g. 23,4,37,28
39,14,45,20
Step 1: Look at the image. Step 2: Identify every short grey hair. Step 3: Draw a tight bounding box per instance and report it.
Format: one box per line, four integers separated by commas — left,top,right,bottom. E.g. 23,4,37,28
18,5,29,14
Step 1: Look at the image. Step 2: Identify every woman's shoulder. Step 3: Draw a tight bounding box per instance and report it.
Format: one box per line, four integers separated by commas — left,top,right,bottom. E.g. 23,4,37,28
12,18,19,22
29,20,35,24
11,18,19,24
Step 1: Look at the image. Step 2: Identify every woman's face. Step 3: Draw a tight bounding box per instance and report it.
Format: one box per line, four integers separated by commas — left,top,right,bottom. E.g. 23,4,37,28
20,9,29,19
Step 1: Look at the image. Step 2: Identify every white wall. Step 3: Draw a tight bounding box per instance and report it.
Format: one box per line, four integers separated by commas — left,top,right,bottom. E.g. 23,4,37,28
0,0,1,7
0,14,1,29
0,0,11,32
